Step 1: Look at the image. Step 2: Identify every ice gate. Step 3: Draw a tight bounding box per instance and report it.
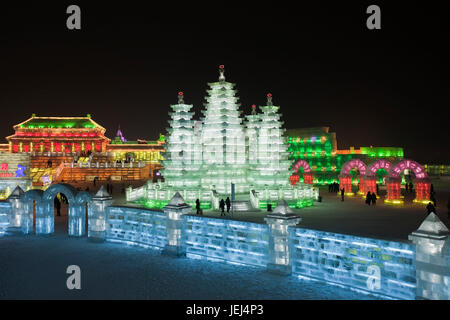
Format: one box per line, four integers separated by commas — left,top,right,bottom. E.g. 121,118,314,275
1,188,449,300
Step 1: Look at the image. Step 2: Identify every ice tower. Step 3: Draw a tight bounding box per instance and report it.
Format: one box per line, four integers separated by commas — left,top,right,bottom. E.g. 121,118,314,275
199,65,248,194
253,93,292,187
126,65,318,210
161,92,199,188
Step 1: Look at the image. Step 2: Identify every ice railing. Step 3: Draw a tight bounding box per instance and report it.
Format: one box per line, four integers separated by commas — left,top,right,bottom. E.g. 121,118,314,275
290,227,416,300
106,206,167,249
185,215,270,267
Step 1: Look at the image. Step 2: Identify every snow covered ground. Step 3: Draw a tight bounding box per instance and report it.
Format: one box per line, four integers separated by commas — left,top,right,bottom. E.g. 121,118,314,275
0,220,381,300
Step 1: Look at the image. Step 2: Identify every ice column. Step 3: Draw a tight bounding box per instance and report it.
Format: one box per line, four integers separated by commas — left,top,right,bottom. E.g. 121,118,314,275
88,186,113,242
408,213,450,300
162,192,192,257
0,201,12,236
7,186,24,228
264,200,301,275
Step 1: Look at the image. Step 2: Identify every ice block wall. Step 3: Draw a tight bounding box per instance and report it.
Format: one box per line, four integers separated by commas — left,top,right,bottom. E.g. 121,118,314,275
0,201,11,236
106,206,167,249
184,216,270,267
290,227,416,299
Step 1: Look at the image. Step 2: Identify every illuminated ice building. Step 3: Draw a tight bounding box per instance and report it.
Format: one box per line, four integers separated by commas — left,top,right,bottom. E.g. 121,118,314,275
127,66,318,210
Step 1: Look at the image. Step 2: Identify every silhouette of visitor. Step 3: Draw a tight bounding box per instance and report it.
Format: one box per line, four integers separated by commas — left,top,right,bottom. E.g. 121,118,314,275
196,199,201,215
430,195,437,207
341,188,345,201
371,192,377,205
54,196,61,217
219,199,225,216
225,197,231,213
365,191,372,206
426,202,436,215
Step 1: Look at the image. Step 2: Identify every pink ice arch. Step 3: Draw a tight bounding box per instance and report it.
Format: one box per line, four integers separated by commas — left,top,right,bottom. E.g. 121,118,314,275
367,159,392,177
292,160,311,173
389,159,427,179
340,159,367,176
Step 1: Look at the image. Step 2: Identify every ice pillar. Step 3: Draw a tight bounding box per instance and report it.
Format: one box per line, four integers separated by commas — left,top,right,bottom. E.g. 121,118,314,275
162,192,192,257
264,200,301,275
7,186,25,228
408,213,449,300
338,174,353,195
88,186,113,242
0,201,12,236
385,177,403,204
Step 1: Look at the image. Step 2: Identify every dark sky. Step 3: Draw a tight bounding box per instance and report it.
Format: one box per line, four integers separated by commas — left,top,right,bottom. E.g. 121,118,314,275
0,2,448,163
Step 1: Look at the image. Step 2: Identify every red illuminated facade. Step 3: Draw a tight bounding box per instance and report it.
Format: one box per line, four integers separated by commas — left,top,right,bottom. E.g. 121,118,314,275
6,115,110,154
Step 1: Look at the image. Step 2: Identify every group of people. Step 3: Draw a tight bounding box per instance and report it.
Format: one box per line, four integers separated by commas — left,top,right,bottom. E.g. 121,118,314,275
328,182,340,193
196,197,232,216
365,191,377,205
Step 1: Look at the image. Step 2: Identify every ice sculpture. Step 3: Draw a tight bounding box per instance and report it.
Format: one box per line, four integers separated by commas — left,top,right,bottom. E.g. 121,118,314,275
88,185,113,241
264,200,301,275
409,213,450,300
8,186,25,227
127,66,317,210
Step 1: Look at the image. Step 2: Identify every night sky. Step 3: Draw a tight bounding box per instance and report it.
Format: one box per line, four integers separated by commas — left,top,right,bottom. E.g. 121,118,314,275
0,2,448,163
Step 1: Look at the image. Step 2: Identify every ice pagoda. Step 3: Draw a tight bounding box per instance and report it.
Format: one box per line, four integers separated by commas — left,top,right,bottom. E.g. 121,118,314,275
126,65,318,210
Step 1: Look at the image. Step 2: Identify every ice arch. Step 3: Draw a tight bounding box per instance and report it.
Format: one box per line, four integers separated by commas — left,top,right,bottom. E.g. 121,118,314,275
385,159,430,205
367,159,392,177
339,159,367,194
37,183,91,236
340,159,367,176
291,160,313,184
363,159,393,196
389,159,427,179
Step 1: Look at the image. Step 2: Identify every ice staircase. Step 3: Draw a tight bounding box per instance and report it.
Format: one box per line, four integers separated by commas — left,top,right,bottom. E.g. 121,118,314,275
231,200,253,212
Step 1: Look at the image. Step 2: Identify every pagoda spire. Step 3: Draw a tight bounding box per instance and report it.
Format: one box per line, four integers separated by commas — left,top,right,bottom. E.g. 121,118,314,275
251,104,257,115
178,91,184,104
267,93,273,106
219,64,225,82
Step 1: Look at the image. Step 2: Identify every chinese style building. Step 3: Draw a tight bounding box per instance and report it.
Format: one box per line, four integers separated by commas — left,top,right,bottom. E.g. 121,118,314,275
0,115,165,188
6,114,110,154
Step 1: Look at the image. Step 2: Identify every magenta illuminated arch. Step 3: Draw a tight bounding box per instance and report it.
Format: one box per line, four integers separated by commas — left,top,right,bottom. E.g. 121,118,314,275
340,159,367,176
292,160,311,173
389,159,428,179
366,159,392,177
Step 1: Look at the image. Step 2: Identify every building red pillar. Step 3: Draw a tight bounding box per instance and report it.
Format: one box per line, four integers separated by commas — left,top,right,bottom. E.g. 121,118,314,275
386,177,403,204
339,174,353,195
303,172,313,184
363,176,377,196
358,176,365,195
414,178,431,204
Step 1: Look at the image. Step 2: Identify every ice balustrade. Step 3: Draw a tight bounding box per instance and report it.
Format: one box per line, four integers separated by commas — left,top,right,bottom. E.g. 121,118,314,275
184,215,270,267
106,206,167,249
290,227,417,299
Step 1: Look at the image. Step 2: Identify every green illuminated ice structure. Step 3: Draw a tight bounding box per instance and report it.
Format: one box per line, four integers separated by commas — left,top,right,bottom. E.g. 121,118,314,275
127,66,318,210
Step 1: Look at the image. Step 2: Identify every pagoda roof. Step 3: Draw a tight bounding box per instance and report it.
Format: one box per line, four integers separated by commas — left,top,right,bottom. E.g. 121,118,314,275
14,115,105,131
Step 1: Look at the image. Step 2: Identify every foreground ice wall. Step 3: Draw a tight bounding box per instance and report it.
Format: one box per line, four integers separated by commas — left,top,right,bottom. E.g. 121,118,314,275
185,215,269,267
106,206,167,249
290,228,417,299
